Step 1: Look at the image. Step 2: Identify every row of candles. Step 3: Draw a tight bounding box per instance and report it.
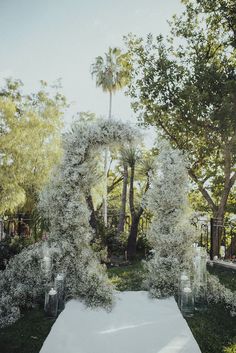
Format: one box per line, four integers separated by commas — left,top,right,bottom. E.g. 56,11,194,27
41,244,207,318
44,273,66,318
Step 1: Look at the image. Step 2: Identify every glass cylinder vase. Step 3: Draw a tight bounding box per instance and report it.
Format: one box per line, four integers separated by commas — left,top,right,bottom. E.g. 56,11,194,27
178,271,190,307
193,247,207,311
41,255,52,280
55,273,65,312
44,287,58,318
180,286,194,317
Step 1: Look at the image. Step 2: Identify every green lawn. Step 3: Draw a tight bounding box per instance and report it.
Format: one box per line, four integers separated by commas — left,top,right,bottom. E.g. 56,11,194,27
107,261,145,291
0,262,235,353
186,303,236,353
186,264,236,353
0,307,55,353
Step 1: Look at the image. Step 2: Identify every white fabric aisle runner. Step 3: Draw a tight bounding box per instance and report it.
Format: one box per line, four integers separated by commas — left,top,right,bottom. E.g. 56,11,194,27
40,291,201,353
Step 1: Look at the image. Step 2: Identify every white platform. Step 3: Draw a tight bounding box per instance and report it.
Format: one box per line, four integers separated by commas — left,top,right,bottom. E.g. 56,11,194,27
40,291,201,353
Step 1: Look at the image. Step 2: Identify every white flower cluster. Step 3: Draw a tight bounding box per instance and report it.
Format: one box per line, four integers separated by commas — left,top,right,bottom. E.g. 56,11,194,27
143,141,197,297
0,119,139,328
143,141,236,314
0,243,45,327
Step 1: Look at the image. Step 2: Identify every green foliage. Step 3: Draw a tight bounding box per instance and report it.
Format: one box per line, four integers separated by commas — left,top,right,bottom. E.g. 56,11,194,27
91,238,108,263
9,235,35,254
224,344,236,353
0,235,37,271
207,265,236,292
0,79,66,214
119,231,129,248
90,145,154,256
111,146,155,214
99,226,126,256
125,0,236,218
136,232,150,254
108,262,145,291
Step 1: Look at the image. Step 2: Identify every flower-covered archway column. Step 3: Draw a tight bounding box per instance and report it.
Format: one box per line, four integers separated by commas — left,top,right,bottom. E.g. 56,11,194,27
0,119,140,328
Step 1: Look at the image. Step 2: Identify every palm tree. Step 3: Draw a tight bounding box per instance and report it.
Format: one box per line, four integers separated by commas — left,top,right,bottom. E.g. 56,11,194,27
91,47,130,226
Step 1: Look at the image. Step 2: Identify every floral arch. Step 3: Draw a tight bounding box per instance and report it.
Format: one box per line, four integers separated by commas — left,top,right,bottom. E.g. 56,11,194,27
1,119,235,329
0,119,139,327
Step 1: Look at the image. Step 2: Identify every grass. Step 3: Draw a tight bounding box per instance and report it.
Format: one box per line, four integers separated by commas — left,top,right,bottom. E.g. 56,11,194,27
185,264,236,353
0,261,235,353
107,261,145,291
0,306,55,353
186,303,236,353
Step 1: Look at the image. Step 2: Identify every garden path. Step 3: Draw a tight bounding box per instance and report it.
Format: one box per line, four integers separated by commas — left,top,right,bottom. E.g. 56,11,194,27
40,291,201,353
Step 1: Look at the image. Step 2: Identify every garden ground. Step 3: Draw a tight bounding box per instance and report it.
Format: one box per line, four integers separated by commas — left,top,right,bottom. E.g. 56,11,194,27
0,262,235,353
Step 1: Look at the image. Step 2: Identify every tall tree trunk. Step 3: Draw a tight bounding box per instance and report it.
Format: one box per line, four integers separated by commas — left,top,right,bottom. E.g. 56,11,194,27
108,91,112,120
189,142,236,258
117,163,128,236
86,194,98,236
210,216,223,260
226,235,236,258
103,149,108,227
103,91,113,227
127,163,150,260
127,164,136,259
127,210,143,260
127,164,140,260
211,143,236,258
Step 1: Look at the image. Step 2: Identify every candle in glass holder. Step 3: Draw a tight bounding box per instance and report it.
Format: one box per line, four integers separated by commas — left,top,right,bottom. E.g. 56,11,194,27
55,273,65,312
181,286,194,317
44,287,58,318
41,256,51,276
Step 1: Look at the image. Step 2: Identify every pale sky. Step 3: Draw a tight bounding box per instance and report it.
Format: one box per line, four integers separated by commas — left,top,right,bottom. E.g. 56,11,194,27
0,0,183,131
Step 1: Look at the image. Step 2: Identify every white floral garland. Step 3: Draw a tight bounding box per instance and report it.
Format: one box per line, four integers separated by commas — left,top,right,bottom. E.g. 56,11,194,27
0,119,139,328
144,141,236,315
143,141,197,297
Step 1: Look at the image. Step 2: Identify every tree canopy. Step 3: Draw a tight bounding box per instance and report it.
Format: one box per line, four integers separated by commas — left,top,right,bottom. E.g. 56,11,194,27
0,79,66,214
124,0,236,224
